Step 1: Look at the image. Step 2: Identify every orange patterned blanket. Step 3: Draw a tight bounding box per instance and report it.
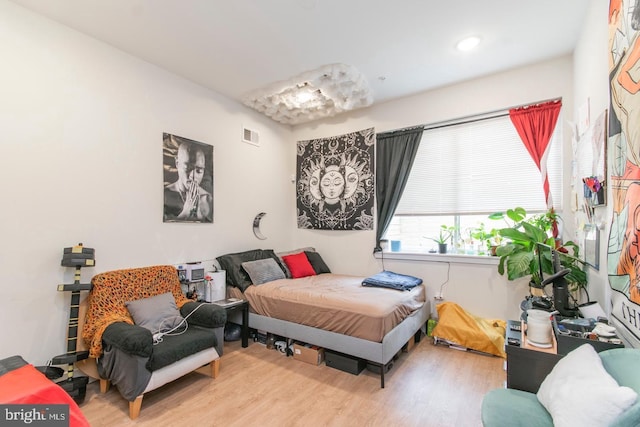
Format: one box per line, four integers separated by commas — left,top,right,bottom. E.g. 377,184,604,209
82,265,189,358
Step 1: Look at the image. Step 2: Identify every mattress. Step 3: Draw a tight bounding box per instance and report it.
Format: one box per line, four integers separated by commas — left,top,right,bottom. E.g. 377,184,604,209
242,273,426,342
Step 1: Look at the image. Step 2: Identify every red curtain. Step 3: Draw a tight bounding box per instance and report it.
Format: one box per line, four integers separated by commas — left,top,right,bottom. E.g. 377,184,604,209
509,99,562,235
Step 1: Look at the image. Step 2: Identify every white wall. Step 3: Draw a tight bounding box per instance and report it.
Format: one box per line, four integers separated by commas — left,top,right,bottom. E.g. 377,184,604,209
1,0,614,365
572,0,639,347
0,1,296,364
292,56,576,322
572,0,610,310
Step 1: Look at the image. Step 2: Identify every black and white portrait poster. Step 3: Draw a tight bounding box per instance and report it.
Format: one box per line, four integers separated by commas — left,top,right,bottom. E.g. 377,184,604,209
163,133,214,223
297,127,375,230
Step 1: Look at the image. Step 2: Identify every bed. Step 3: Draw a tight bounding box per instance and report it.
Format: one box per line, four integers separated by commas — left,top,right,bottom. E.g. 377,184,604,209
217,248,430,387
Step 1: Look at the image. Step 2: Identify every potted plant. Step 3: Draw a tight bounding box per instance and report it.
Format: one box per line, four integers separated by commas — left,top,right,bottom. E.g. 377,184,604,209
427,224,457,254
493,207,587,296
487,228,503,255
470,222,502,255
477,214,507,255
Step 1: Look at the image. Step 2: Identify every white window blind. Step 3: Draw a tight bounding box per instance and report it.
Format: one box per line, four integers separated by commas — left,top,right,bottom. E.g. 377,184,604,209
394,113,562,215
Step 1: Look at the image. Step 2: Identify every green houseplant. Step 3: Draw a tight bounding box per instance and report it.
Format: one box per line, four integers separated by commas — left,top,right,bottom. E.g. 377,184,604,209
470,223,503,255
493,207,587,295
427,224,457,254
470,224,489,255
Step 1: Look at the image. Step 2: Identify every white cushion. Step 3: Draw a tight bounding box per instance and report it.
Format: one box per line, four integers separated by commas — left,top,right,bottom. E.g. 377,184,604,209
537,344,637,427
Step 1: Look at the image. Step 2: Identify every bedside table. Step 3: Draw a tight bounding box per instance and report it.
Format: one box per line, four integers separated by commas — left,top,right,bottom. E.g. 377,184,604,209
505,320,562,393
212,299,249,348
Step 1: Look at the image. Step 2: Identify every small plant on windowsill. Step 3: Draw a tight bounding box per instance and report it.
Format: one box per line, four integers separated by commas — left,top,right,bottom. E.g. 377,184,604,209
426,225,457,254
470,223,501,255
487,229,503,255
485,216,508,256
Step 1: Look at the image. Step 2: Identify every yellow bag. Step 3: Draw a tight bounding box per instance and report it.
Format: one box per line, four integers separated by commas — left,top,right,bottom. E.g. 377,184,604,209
431,302,506,358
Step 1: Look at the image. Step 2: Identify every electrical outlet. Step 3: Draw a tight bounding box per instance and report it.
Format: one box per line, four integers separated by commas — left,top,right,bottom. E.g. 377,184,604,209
434,293,444,301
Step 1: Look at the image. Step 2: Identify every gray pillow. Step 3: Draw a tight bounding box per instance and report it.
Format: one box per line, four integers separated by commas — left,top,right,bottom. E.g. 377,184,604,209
125,292,184,334
242,258,286,285
216,249,286,291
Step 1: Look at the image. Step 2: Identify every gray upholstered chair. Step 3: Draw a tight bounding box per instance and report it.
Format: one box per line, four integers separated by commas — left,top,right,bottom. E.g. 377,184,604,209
82,265,226,419
481,347,640,427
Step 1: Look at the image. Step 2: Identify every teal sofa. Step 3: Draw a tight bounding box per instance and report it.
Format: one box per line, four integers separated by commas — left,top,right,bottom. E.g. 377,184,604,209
481,348,640,427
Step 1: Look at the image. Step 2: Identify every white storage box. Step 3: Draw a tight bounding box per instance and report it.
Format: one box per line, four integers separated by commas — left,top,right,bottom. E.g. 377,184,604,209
204,270,226,302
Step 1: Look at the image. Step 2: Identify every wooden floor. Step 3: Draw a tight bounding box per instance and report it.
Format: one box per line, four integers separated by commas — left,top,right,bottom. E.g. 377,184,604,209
78,337,505,427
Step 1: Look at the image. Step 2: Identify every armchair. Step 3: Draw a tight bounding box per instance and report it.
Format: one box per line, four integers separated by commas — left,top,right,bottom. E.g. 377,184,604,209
481,347,640,427
82,265,226,419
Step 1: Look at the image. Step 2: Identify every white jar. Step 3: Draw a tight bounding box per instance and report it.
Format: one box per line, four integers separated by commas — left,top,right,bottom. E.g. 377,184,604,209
526,309,552,346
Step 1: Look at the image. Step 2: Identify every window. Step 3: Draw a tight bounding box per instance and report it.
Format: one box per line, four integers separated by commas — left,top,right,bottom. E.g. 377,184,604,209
384,111,563,254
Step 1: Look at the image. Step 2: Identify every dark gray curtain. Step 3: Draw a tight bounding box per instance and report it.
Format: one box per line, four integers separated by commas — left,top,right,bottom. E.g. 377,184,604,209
375,127,424,250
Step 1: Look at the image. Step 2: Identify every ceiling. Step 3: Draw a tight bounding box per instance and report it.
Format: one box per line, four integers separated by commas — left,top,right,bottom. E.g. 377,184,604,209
9,0,590,124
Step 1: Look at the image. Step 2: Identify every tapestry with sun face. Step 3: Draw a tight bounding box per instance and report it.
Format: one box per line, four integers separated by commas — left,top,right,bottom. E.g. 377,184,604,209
296,128,375,230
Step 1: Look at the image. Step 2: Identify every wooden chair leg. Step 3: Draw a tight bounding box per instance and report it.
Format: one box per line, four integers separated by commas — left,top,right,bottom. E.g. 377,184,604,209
210,358,220,378
99,379,110,393
129,395,143,420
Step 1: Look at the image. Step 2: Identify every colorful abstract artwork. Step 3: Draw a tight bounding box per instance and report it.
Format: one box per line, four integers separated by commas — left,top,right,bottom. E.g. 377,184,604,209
296,128,375,230
608,0,640,343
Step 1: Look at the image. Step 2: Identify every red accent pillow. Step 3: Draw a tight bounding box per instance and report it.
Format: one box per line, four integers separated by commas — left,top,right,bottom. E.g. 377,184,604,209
282,252,316,279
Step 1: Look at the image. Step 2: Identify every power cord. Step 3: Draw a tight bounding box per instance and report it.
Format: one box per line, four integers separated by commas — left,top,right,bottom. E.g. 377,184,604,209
435,262,451,299
151,301,212,345
579,286,590,305
373,244,386,271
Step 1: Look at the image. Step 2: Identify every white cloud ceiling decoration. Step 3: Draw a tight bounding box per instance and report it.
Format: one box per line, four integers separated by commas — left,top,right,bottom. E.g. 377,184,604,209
241,63,373,126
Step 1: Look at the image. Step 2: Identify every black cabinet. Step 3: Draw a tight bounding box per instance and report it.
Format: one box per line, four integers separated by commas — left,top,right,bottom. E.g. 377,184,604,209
505,342,562,393
505,317,625,393
505,319,562,393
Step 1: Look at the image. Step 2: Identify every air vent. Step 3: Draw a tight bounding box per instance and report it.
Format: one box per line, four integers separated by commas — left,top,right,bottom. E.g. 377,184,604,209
242,126,259,146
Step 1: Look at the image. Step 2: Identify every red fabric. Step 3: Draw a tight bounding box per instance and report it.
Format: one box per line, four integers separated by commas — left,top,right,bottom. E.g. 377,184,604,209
0,365,90,427
282,252,316,279
509,100,562,237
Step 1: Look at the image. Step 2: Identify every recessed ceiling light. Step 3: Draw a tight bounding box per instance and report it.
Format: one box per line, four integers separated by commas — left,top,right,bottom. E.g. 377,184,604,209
456,36,481,52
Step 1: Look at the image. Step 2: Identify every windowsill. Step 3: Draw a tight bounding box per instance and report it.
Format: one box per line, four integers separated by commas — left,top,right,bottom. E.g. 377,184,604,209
374,251,500,265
